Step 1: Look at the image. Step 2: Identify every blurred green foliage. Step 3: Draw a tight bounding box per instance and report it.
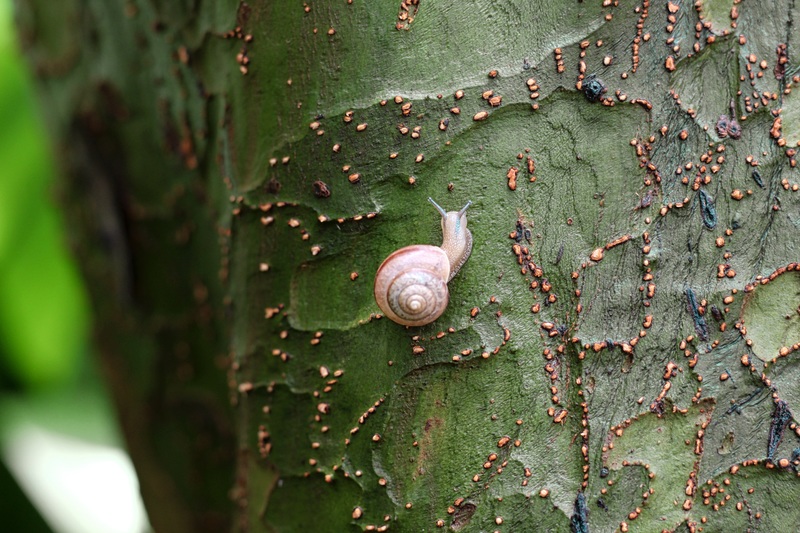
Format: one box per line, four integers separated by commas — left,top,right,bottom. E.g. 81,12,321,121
0,2,113,531
0,0,89,391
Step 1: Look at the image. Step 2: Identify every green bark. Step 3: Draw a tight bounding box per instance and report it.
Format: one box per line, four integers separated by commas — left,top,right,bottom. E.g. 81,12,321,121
15,0,800,532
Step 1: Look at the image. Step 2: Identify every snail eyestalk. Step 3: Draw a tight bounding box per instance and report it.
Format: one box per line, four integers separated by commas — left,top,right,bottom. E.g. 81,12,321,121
428,197,447,217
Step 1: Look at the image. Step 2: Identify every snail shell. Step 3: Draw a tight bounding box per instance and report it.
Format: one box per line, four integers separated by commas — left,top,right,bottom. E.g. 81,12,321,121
374,199,472,327
374,245,450,326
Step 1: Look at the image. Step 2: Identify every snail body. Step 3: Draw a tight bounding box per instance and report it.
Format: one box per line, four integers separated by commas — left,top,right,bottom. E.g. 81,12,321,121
374,198,472,326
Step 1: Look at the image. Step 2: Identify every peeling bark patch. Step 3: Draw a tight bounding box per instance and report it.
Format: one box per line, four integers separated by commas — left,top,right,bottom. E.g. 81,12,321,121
449,501,477,531
413,416,445,476
312,180,331,198
395,0,419,31
423,417,440,433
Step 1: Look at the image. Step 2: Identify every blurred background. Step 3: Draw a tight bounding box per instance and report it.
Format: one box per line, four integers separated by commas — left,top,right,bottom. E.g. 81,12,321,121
0,1,149,531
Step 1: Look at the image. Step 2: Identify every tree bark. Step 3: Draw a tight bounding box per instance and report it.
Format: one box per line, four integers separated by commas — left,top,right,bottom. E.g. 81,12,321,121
15,0,800,532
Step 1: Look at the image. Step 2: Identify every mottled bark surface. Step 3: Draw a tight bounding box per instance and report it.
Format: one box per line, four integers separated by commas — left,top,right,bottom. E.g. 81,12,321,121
16,0,800,531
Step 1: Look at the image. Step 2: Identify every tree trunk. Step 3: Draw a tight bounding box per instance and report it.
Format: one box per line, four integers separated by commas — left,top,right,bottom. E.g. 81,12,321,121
16,0,800,531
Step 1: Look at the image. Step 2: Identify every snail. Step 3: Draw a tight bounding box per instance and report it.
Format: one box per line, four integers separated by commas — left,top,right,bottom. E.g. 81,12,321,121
374,198,473,326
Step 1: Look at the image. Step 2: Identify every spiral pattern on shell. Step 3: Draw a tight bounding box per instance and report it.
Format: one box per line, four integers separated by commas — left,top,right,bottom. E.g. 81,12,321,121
374,245,451,326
